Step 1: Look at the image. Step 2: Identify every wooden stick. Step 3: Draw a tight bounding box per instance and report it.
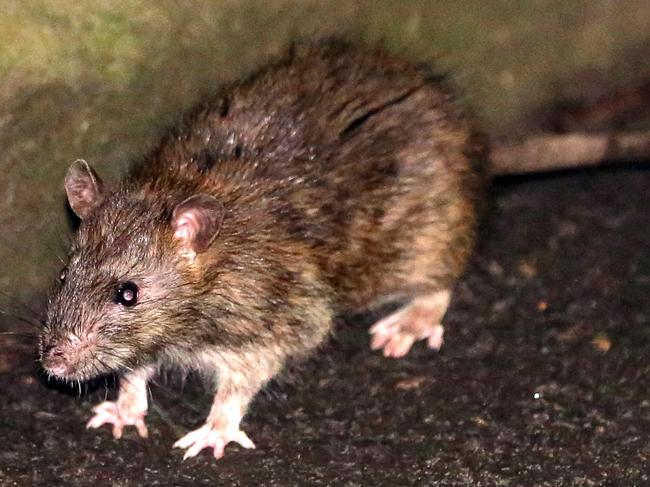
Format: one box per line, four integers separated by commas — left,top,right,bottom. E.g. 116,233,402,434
489,131,650,175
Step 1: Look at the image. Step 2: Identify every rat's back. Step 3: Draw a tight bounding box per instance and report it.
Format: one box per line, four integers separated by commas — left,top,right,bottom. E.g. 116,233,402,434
135,39,486,311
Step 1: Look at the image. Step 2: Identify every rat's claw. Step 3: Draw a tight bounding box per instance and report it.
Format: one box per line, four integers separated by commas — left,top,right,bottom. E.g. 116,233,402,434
369,309,407,351
86,401,120,434
371,317,444,357
174,423,255,460
369,291,450,358
86,400,148,439
383,333,417,358
426,324,445,350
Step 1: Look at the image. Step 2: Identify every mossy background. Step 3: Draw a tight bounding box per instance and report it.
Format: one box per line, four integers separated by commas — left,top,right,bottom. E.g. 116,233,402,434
1,0,650,304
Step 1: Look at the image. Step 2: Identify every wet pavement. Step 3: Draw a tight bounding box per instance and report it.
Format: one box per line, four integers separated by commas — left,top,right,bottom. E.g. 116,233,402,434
1,167,649,485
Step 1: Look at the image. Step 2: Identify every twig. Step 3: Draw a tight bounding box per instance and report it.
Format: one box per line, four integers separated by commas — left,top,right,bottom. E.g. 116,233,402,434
489,131,650,175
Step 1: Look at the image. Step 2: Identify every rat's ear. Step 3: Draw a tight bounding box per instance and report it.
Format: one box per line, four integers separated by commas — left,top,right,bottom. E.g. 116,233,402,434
172,194,224,254
64,159,107,220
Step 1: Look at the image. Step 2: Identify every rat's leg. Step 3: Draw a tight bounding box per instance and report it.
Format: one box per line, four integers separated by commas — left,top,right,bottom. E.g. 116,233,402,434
174,356,277,460
369,289,450,358
86,366,153,438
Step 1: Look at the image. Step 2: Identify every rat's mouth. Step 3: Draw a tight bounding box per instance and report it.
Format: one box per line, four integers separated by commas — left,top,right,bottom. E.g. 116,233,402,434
40,348,86,381
39,331,107,382
40,341,71,378
40,355,104,383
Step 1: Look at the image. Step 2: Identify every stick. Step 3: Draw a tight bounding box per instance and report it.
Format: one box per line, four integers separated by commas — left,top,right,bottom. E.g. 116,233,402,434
489,131,650,175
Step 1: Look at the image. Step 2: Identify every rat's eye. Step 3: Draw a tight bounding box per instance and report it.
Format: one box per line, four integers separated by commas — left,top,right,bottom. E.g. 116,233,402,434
59,267,68,283
116,281,139,307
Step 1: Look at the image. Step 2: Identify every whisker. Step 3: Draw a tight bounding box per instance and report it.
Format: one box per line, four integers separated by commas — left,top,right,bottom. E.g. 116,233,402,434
0,309,41,329
0,331,36,336
0,290,42,319
103,376,109,401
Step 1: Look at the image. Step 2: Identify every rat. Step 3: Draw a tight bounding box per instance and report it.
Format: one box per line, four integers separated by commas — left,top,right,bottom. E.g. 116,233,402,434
38,39,649,460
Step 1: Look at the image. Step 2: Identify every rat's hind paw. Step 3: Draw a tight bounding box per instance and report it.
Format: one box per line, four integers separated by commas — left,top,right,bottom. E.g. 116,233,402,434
174,423,255,460
369,290,450,358
86,400,148,439
370,313,444,357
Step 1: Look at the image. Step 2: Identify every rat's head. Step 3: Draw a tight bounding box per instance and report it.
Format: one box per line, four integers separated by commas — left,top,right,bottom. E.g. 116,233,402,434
40,160,224,382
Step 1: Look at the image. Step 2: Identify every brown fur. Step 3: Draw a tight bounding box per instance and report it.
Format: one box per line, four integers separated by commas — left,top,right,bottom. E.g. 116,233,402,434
134,39,485,309
41,40,485,428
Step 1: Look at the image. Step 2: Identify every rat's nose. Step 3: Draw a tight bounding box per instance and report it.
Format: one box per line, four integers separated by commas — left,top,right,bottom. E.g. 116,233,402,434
41,343,69,377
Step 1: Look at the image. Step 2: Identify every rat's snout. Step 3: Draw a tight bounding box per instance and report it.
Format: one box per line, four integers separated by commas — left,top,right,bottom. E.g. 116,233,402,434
40,328,101,380
40,332,88,379
40,342,70,377
40,337,77,378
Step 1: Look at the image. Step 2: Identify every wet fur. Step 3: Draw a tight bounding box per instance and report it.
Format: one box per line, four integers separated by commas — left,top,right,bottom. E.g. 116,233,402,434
43,40,485,388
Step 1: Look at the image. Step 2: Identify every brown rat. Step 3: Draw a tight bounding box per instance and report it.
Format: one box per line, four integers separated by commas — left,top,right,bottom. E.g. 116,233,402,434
42,38,626,460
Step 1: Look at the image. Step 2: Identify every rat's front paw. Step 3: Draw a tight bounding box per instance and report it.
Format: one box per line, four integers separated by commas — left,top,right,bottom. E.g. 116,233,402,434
173,423,255,460
86,400,148,439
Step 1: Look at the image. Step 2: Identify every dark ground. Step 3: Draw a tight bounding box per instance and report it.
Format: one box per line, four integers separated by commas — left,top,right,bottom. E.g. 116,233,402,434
0,166,648,486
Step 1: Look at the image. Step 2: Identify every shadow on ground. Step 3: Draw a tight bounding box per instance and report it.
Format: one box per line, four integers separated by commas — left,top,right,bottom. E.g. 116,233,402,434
1,167,648,486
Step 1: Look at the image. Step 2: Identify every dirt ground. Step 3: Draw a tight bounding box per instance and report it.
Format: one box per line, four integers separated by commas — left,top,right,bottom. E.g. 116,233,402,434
1,167,649,486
